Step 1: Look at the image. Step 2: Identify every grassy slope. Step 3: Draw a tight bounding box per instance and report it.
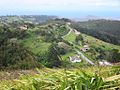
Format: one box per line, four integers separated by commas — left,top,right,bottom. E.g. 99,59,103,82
76,20,120,45
62,52,76,60
82,34,120,50
22,37,51,54
64,29,120,50
62,29,120,61
64,30,76,43
20,27,51,55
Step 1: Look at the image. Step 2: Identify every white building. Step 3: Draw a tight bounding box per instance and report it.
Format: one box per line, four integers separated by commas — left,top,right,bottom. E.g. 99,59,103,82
69,55,81,63
74,29,81,36
99,61,112,66
19,25,28,30
81,45,90,52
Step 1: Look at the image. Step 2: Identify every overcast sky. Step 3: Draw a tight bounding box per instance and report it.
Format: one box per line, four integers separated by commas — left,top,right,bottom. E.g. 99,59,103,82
0,0,120,18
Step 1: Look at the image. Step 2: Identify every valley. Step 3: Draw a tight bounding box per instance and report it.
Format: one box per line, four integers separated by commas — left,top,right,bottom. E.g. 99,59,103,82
0,15,120,90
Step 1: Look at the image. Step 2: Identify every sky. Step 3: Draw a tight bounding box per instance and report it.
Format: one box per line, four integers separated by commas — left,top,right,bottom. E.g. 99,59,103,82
0,0,120,18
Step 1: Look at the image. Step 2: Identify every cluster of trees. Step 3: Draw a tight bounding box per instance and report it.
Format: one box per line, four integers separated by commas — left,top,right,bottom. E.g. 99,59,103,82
100,49,120,63
0,42,39,69
75,34,84,45
34,23,69,43
37,43,62,68
93,46,120,63
34,29,57,42
0,24,30,39
88,45,120,63
0,21,70,69
0,25,62,69
0,26,39,69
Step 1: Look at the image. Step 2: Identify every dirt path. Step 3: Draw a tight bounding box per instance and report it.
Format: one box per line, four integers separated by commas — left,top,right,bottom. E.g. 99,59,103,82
62,29,72,38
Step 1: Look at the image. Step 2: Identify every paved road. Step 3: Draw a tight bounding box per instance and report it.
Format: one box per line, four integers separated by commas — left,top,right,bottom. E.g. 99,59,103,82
61,23,74,38
62,25,95,65
77,51,95,65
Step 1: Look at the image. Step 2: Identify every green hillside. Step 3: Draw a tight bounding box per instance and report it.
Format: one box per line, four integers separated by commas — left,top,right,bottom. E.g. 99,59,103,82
0,17,120,90
72,20,120,45
1,19,120,69
62,28,120,63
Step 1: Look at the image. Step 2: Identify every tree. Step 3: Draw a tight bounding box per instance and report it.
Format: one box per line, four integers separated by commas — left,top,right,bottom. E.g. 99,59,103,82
57,47,66,55
0,26,38,69
100,49,120,63
46,43,62,68
108,49,120,63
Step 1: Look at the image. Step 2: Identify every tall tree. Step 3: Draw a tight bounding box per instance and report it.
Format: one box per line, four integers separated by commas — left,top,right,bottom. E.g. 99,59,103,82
47,43,62,68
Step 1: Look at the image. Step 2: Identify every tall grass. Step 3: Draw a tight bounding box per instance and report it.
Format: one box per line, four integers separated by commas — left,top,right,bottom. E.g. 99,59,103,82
0,67,120,90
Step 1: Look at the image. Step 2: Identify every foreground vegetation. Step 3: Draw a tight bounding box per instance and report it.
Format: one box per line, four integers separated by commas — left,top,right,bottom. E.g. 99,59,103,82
0,66,120,90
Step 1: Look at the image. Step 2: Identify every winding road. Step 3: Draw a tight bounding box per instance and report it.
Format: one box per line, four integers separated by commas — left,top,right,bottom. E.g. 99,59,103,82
62,29,72,38
62,24,95,65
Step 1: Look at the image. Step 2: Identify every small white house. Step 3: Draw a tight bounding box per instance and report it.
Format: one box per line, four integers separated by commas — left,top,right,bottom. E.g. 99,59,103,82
81,45,90,52
19,25,28,30
69,55,81,63
74,29,81,36
67,22,71,25
99,61,112,66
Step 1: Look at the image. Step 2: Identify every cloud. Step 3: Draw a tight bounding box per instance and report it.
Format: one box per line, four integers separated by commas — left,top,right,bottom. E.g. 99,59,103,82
0,0,119,11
